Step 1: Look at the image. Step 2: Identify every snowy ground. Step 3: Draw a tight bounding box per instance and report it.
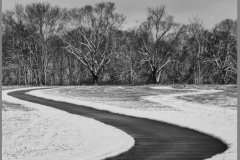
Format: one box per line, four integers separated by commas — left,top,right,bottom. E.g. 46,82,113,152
28,85,237,160
2,87,134,160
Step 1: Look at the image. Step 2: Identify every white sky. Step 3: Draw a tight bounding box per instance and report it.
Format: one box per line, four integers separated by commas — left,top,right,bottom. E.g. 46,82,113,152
2,0,237,30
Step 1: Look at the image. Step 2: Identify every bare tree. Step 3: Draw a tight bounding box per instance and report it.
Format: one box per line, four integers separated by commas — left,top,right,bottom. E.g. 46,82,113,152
186,16,206,84
112,29,140,84
137,5,186,84
25,2,62,85
2,4,33,85
61,2,125,84
204,19,237,84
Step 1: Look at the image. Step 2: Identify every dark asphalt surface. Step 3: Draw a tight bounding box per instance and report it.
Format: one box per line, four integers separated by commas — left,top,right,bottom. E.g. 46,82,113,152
8,89,228,160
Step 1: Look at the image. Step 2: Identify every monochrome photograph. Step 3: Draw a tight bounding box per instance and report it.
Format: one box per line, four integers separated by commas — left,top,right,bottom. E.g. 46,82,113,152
2,0,237,159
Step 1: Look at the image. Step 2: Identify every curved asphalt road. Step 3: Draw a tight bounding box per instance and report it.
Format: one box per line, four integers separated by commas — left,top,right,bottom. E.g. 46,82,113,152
9,89,227,160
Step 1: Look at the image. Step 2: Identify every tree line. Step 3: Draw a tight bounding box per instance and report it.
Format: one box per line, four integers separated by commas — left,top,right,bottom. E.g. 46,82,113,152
2,2,237,85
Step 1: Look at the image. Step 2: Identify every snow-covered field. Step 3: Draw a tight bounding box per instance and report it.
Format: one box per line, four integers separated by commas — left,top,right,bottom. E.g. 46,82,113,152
28,85,237,160
2,87,134,160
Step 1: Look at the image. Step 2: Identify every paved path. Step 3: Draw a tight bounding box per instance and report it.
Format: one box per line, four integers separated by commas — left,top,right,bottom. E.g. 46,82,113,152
9,89,227,160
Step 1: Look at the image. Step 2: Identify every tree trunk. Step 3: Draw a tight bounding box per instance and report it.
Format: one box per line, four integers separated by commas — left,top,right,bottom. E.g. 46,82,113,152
221,76,226,84
130,71,134,85
51,76,53,86
67,56,73,85
38,71,42,86
30,69,33,85
220,69,227,84
91,73,99,85
30,54,33,85
221,73,226,84
130,60,134,85
197,60,202,84
151,68,157,84
24,66,27,86
18,64,21,85
44,69,47,86
59,54,64,86
156,70,162,84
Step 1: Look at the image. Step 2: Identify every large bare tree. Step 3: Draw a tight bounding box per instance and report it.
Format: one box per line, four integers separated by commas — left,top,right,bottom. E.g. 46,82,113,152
137,5,186,84
61,2,125,84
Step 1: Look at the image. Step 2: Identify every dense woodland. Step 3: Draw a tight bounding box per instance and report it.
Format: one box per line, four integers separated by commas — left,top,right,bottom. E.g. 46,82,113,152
2,2,237,85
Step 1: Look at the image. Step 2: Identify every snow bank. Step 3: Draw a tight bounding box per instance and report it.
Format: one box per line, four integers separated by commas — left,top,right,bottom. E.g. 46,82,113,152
3,87,134,160
28,86,237,160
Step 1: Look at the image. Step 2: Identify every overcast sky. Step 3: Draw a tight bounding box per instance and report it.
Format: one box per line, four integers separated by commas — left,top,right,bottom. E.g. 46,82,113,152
2,0,237,30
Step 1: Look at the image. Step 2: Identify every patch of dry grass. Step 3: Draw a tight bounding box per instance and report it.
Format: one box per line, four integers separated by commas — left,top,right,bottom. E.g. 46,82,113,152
44,85,237,110
43,86,178,111
172,84,237,91
2,101,37,111
175,85,237,108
